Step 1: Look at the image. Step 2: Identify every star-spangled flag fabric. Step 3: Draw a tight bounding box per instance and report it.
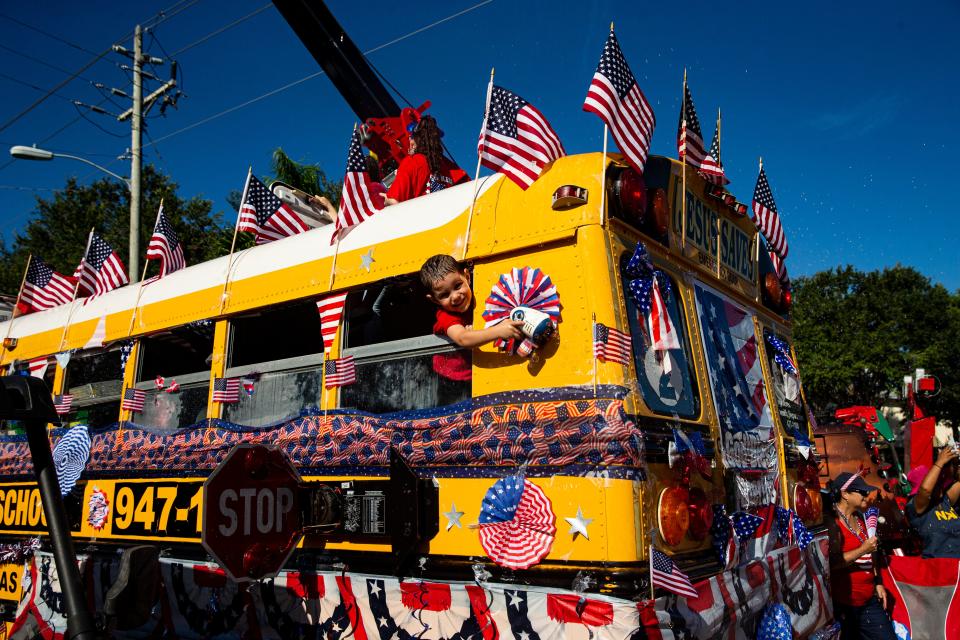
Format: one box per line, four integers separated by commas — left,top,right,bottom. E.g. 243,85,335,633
757,603,793,640
145,205,186,277
752,166,789,259
334,127,382,242
317,292,348,355
768,246,788,284
238,173,309,245
212,377,240,403
710,504,736,567
593,322,632,365
766,334,798,374
74,232,128,298
53,394,73,415
731,511,764,540
583,29,655,175
21,256,75,313
121,388,145,412
702,110,728,185
650,546,699,598
478,84,565,189
324,356,356,389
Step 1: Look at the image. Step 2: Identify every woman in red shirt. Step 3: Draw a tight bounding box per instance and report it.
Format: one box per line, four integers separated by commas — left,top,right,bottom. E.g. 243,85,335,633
384,116,468,205
827,471,895,640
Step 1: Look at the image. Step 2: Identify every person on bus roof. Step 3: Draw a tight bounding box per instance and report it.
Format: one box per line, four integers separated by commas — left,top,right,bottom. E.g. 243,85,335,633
384,117,468,205
905,446,960,559
419,255,523,381
826,471,895,640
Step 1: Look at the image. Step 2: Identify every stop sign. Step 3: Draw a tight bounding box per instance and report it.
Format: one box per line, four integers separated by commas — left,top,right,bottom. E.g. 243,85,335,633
202,444,303,581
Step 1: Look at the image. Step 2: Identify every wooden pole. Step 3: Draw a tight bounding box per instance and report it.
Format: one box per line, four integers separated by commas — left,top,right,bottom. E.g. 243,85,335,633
126,200,162,336
462,68,495,262
218,168,251,315
598,23,613,228
327,232,342,290
57,229,94,352
1,254,32,364
680,70,687,250
591,313,598,397
754,157,763,292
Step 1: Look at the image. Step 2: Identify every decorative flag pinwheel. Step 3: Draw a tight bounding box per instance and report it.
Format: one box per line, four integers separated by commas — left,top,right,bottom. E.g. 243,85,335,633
477,476,556,570
52,426,91,496
766,334,797,375
482,267,560,355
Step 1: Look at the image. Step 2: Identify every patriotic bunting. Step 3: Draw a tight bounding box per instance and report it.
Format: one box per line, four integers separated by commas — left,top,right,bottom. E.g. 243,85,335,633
324,356,356,389
593,322,631,365
238,173,309,244
21,256,75,313
26,357,49,378
316,292,348,355
478,476,555,569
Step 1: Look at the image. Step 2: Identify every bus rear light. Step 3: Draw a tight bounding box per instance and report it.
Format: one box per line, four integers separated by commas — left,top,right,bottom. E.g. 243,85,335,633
687,487,712,541
613,167,647,223
763,273,782,306
794,484,821,523
657,486,690,547
647,188,670,235
782,287,792,311
798,461,820,487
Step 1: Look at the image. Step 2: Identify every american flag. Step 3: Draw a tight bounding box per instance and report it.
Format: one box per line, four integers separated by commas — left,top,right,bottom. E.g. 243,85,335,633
145,205,186,276
53,394,73,415
677,82,707,165
703,111,729,185
74,232,128,298
593,322,631,365
583,29,655,174
21,256,75,312
334,127,382,242
647,279,679,352
317,292,348,355
324,356,356,389
768,247,788,283
650,546,698,598
752,166,789,258
212,377,240,403
238,173,309,244
27,357,49,378
121,388,145,412
478,84,565,189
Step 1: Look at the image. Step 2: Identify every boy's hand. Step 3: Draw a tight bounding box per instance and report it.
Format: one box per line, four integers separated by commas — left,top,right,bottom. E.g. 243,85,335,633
493,320,525,341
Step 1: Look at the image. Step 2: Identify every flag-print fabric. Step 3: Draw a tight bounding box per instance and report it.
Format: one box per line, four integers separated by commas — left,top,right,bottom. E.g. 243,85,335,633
881,555,960,639
477,476,555,569
238,173,309,244
21,256,75,312
316,292,347,355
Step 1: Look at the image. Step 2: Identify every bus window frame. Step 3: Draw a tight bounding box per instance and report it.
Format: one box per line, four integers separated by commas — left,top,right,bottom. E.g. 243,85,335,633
758,323,809,439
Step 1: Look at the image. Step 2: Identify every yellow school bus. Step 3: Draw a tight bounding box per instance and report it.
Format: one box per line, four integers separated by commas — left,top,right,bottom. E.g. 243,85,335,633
0,152,828,638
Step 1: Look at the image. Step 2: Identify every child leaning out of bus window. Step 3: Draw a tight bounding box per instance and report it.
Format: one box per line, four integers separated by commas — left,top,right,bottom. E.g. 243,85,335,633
420,255,524,381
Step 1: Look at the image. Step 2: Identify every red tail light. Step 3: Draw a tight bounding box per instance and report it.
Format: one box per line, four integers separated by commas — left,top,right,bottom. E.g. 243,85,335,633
657,486,690,546
614,168,647,222
647,188,670,235
686,487,712,541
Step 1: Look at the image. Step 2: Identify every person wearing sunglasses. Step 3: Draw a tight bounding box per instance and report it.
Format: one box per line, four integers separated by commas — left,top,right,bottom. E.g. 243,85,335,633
384,115,468,205
826,471,894,640
905,446,960,559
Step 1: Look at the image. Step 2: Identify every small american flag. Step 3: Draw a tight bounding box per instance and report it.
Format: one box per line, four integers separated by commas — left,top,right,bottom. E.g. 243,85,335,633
75,232,128,298
324,356,356,389
21,256,75,312
650,546,698,598
752,166,789,259
702,110,729,185
583,29,655,174
53,394,73,415
316,292,348,355
478,84,565,189
334,127,382,242
212,377,240,403
121,388,145,412
238,173,309,244
647,279,679,352
769,246,788,283
145,205,186,276
677,82,707,166
593,322,631,365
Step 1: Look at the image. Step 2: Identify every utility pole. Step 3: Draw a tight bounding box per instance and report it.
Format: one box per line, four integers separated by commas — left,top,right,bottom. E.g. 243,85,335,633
129,24,142,282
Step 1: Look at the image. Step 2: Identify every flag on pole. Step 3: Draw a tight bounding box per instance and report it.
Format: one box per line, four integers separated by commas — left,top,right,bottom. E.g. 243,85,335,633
768,246,788,284
53,394,73,415
478,84,565,189
703,111,729,185
334,127,383,242
593,322,632,365
316,292,348,355
21,256,75,313
583,29,656,174
212,377,241,403
650,546,699,598
121,388,145,412
238,173,309,244
678,81,724,182
324,356,356,388
752,165,789,258
74,232,128,298
145,205,186,276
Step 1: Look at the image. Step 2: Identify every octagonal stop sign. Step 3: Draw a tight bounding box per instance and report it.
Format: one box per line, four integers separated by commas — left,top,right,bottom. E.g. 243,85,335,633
202,444,303,581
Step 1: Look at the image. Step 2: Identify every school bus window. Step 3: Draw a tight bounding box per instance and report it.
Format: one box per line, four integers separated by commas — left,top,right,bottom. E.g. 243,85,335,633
344,276,435,348
137,321,213,382
762,329,807,437
228,300,323,368
64,349,123,429
1,359,56,434
340,353,470,414
133,386,209,431
619,256,700,419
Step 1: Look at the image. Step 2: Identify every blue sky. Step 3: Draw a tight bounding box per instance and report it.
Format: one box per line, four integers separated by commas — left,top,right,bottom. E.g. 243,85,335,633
1,0,957,289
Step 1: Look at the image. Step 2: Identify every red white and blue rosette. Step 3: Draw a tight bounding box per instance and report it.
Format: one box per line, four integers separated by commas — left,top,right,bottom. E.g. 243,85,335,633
482,267,560,354
477,476,556,569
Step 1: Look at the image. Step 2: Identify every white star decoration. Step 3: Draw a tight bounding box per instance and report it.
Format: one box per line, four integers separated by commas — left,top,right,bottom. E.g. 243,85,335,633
443,502,465,531
508,591,523,610
360,249,375,271
565,507,593,540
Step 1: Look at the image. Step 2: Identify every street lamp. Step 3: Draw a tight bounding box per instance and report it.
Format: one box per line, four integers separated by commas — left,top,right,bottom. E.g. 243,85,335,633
9,145,140,282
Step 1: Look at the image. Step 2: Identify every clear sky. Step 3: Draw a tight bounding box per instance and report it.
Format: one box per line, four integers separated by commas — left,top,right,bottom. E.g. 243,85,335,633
0,1,957,289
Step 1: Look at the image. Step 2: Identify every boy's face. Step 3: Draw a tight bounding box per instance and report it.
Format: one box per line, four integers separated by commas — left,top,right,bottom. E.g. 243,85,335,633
428,270,472,314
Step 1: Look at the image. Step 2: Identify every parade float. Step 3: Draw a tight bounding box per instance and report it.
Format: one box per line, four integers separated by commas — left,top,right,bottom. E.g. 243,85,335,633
0,1,831,638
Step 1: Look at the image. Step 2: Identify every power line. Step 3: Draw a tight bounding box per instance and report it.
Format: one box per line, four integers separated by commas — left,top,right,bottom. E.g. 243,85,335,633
172,3,272,56
0,72,76,103
0,42,99,84
0,13,98,55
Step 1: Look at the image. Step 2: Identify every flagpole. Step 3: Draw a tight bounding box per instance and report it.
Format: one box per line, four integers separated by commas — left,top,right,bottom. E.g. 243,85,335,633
58,229,94,352
1,254,32,363
462,68,495,262
327,232,342,290
648,544,656,601
591,313,598,398
680,69,687,251
754,157,763,284
219,168,251,315
127,200,162,336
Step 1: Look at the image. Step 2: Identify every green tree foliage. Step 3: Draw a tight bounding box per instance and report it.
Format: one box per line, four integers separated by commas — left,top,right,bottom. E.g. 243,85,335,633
792,265,959,425
266,148,341,208
0,164,234,291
